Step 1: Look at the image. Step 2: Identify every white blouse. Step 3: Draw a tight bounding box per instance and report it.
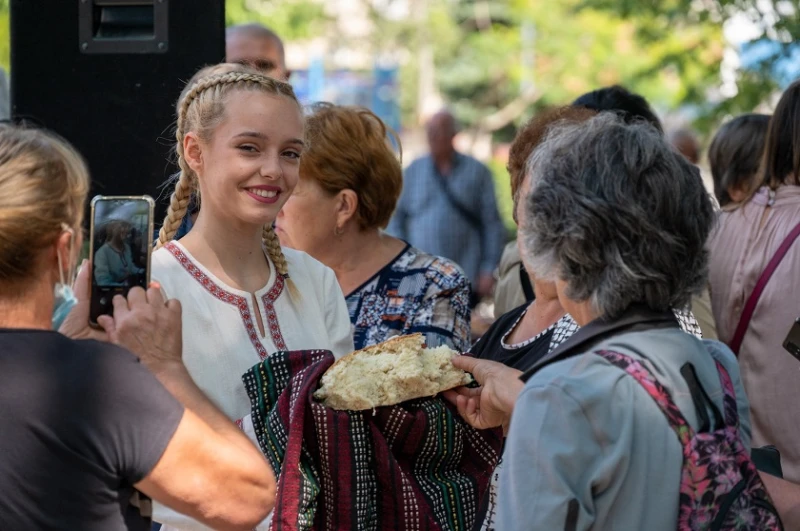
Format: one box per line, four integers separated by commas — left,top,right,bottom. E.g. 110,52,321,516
151,241,354,530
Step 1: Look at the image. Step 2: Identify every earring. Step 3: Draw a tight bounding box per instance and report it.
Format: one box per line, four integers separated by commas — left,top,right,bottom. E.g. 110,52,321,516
334,226,344,237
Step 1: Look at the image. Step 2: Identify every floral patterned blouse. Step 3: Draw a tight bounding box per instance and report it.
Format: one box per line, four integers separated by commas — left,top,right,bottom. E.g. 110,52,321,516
345,243,472,352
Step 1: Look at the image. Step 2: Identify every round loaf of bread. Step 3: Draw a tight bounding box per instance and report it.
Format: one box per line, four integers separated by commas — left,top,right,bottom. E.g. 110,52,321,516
313,334,473,411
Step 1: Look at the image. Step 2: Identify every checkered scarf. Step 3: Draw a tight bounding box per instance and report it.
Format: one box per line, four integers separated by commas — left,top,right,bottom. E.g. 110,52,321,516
243,349,502,531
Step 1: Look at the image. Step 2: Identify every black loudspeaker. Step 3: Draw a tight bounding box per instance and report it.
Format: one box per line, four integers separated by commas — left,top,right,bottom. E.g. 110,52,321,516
10,0,225,222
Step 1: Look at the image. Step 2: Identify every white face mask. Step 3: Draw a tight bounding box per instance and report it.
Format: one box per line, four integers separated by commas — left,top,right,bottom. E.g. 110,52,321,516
52,225,77,331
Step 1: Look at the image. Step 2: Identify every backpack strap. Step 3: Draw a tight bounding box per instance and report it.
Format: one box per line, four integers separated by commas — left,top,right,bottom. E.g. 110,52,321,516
713,360,740,429
429,160,483,232
595,350,694,446
680,363,723,432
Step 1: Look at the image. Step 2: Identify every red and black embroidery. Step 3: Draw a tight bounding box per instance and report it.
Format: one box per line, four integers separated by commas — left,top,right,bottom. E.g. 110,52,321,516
262,274,287,351
165,242,287,360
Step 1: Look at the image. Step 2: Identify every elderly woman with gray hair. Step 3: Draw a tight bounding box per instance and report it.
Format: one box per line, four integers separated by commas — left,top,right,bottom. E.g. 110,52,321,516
445,114,780,529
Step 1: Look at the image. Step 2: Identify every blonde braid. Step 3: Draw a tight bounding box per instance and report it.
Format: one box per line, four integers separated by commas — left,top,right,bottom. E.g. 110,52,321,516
155,170,193,248
263,224,299,297
261,225,287,276
179,71,298,113
155,76,202,249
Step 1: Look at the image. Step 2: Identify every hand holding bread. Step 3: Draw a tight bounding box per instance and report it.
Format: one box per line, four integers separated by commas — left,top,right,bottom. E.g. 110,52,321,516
442,356,524,434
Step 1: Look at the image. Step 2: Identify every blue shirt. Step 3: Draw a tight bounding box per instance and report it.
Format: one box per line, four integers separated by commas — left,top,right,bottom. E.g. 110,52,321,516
94,243,142,286
387,153,507,287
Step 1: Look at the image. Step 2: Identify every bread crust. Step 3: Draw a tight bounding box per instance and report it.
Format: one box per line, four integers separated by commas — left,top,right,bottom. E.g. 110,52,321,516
314,333,471,411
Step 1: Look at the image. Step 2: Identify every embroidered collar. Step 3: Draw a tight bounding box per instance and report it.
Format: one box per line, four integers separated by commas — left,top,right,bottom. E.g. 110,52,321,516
520,304,679,382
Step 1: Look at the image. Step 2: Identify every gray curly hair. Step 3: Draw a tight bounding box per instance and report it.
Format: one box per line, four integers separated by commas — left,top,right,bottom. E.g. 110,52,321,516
520,113,714,319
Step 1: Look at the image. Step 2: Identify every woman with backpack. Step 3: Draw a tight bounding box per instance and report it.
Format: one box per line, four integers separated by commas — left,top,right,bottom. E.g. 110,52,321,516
446,113,781,529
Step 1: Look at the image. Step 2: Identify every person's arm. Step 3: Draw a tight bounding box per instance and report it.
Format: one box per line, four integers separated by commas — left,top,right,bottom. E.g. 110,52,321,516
477,165,506,297
135,399,274,530
321,265,355,358
494,383,602,530
407,263,472,352
760,473,800,529
99,287,276,530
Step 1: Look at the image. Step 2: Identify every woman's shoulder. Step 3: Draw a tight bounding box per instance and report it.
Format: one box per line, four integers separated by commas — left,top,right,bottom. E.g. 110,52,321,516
151,243,176,262
281,246,331,278
480,303,528,340
150,244,206,299
150,244,184,278
700,339,741,380
525,329,742,412
26,332,142,371
94,242,112,256
280,247,340,300
469,303,528,358
401,247,469,290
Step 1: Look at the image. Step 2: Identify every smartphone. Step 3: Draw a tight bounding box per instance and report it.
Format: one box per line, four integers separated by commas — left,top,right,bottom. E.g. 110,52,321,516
783,318,800,362
89,195,155,326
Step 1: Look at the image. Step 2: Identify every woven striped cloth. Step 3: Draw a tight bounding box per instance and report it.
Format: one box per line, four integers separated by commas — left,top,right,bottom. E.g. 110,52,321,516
243,349,502,531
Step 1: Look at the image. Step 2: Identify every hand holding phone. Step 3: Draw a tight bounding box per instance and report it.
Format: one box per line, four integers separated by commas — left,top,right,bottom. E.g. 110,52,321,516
89,196,154,326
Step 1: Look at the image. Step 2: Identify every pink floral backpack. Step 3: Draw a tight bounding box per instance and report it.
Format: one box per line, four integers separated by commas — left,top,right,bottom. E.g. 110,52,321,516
595,350,783,530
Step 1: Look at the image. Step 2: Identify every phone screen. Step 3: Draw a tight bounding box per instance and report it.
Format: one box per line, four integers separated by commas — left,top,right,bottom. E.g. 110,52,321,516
783,318,800,362
90,196,154,324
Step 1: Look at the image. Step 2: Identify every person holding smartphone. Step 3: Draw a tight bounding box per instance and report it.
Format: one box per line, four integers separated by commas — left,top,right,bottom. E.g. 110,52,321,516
0,123,277,531
151,65,354,530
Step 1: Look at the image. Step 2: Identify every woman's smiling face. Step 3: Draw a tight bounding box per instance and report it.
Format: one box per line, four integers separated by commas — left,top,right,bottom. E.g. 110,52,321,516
190,89,304,230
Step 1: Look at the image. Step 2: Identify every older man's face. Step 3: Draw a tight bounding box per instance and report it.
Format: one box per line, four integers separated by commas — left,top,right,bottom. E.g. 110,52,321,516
426,114,455,159
226,34,287,80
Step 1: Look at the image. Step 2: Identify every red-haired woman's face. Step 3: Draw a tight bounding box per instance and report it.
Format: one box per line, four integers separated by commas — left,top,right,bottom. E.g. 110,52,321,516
275,174,340,259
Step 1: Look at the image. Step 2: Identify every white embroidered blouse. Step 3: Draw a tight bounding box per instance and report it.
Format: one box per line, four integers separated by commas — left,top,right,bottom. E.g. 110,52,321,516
151,241,354,530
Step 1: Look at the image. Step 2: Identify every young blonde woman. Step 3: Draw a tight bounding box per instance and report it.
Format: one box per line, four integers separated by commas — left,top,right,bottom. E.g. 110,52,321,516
150,67,354,530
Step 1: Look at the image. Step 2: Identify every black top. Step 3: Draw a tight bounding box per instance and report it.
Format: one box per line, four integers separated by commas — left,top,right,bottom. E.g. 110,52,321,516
0,329,184,531
470,304,554,371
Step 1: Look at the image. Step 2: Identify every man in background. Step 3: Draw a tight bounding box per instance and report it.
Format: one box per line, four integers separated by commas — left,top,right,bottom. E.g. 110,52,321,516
226,23,289,80
388,110,506,307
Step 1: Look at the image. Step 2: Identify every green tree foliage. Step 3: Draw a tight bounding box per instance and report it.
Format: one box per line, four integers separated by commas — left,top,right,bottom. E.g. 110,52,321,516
399,0,727,131
365,0,732,229
578,0,798,127
225,0,329,40
0,0,9,71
